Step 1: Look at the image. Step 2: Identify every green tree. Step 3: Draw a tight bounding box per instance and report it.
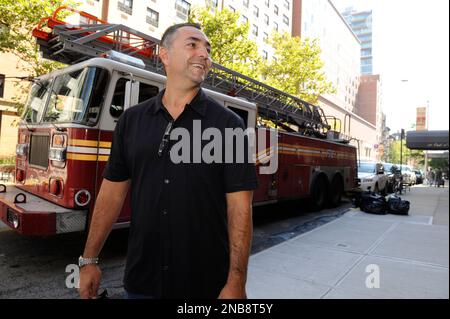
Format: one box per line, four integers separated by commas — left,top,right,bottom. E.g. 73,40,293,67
261,32,335,104
429,158,448,171
0,0,77,112
188,5,261,79
387,139,424,166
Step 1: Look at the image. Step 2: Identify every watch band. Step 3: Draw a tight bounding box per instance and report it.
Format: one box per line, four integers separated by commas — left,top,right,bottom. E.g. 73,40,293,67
79,255,99,267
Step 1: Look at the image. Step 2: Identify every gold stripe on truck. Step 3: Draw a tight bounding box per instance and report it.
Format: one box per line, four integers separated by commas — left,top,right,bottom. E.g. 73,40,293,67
67,153,109,162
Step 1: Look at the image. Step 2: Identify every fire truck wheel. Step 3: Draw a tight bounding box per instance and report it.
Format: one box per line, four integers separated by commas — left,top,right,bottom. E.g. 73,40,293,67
309,176,329,211
329,175,344,208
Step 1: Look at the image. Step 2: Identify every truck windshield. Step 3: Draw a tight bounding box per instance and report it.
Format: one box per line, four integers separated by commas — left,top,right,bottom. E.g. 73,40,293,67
23,67,109,125
23,79,52,124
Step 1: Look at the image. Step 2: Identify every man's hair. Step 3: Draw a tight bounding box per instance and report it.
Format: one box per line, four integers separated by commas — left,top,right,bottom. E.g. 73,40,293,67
160,23,202,48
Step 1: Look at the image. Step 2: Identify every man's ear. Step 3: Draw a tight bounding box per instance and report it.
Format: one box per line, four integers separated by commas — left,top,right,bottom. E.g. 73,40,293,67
159,46,169,69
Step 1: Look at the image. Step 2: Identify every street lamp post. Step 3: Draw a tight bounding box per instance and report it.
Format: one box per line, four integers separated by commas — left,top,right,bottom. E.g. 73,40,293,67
399,79,408,174
424,100,430,180
400,129,405,170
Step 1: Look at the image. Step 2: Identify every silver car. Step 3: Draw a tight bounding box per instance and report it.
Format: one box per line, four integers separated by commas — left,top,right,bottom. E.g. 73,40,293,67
358,161,389,194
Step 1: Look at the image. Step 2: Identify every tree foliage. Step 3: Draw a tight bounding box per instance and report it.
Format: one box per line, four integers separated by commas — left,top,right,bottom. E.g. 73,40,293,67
261,33,335,104
0,0,76,112
387,139,424,166
429,158,448,171
0,0,77,75
189,5,261,79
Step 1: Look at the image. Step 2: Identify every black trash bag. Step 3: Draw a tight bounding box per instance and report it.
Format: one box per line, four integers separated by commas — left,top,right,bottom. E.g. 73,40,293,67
387,195,410,215
360,192,387,215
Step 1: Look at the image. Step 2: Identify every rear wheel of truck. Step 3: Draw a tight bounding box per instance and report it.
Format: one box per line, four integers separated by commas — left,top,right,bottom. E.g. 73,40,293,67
329,175,344,208
309,176,328,211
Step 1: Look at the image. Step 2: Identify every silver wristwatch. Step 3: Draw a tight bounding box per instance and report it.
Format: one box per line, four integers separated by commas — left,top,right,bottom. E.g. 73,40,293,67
78,255,99,267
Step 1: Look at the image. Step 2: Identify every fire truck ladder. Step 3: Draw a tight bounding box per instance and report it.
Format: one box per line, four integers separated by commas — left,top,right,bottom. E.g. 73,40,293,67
33,7,332,137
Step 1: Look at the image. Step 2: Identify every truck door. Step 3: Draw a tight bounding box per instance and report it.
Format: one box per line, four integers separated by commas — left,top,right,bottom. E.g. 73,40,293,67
96,73,162,223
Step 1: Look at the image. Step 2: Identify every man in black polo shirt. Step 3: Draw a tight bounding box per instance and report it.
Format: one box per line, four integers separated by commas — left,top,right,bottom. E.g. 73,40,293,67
78,23,258,299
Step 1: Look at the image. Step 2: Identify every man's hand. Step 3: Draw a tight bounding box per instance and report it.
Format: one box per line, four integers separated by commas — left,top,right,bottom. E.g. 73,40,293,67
218,282,247,299
78,179,129,299
78,265,102,299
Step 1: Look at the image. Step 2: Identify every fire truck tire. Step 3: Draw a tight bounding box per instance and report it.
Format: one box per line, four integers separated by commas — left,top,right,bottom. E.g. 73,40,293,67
309,176,329,211
329,175,344,208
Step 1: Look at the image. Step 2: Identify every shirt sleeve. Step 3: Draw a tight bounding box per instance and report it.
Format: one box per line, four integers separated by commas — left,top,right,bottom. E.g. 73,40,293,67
103,114,130,182
223,114,259,193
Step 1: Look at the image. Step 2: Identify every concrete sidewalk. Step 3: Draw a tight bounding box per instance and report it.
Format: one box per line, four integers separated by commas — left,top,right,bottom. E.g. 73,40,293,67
247,184,449,299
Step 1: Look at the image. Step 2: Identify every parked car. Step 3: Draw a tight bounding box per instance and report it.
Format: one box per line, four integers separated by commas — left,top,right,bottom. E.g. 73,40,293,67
382,162,399,193
400,165,416,186
358,161,389,194
413,169,424,184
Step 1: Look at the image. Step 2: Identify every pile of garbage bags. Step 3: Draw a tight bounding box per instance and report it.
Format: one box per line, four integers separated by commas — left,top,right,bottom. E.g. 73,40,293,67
353,191,410,215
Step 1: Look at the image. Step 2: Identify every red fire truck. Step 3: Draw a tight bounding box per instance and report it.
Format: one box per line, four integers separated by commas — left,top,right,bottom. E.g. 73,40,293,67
0,7,358,236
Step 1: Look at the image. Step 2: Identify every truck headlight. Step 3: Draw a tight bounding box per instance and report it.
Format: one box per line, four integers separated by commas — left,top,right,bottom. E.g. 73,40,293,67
16,143,29,156
48,147,66,162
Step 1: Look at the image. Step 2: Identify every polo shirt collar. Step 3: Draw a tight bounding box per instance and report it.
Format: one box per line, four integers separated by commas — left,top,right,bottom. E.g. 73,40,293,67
151,88,208,117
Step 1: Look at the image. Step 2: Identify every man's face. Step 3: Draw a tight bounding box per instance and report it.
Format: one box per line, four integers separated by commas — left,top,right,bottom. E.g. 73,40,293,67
161,27,212,86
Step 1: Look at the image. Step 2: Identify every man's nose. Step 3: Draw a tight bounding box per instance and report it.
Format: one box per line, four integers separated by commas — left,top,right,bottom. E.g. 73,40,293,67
197,46,210,59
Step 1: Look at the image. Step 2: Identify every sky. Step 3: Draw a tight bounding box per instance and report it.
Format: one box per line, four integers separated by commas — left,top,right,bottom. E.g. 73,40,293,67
332,0,449,134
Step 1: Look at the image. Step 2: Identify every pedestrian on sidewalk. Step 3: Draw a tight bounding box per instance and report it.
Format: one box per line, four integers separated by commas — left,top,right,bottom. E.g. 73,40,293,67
428,169,435,187
78,23,258,299
435,169,443,188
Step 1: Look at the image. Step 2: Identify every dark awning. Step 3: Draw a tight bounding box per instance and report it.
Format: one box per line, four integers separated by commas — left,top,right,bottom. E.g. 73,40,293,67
406,130,449,150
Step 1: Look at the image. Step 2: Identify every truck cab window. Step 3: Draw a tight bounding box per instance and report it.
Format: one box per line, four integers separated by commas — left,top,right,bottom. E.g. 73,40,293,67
110,78,127,118
110,79,159,118
228,106,249,128
139,82,159,103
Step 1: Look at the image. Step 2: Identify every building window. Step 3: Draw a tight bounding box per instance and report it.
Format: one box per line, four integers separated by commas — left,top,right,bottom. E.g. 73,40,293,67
262,50,268,60
283,14,289,25
263,32,268,42
243,0,249,8
273,21,278,31
264,14,269,25
146,8,159,27
265,0,270,7
229,5,236,12
284,0,290,10
274,5,279,15
253,5,259,17
241,15,248,24
209,0,218,7
118,0,133,15
0,74,5,98
175,0,190,20
251,24,258,36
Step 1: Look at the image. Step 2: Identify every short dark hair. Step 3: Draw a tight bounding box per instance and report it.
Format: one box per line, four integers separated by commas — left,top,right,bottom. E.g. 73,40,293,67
160,23,202,48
